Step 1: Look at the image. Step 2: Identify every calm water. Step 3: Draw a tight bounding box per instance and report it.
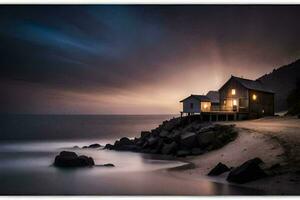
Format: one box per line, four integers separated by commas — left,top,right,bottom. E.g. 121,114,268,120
0,115,264,195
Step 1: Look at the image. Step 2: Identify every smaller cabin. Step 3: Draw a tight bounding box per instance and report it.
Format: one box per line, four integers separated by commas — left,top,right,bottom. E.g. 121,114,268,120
180,95,211,115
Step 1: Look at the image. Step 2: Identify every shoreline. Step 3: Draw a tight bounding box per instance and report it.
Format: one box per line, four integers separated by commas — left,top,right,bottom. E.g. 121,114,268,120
164,116,300,195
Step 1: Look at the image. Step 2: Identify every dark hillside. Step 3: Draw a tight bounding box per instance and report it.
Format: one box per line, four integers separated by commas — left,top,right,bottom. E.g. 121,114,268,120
258,59,300,112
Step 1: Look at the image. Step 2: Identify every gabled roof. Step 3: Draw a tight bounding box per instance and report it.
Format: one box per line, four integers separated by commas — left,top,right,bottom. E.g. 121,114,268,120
206,91,219,103
180,94,211,102
220,76,274,93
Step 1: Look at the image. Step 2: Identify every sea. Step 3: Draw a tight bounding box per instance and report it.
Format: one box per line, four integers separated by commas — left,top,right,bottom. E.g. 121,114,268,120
0,114,264,195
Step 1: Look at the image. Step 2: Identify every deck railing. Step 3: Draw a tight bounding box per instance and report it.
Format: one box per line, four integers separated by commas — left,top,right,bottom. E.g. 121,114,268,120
210,105,233,112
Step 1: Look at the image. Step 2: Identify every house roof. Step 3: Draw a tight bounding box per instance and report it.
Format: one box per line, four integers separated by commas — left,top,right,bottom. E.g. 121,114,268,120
229,76,274,93
206,91,219,103
180,94,211,102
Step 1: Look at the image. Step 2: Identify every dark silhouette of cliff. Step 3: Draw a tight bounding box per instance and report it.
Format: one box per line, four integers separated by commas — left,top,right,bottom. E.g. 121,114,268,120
258,59,300,112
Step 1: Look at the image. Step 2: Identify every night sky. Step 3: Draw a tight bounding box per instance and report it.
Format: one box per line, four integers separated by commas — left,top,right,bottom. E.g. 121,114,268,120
1,5,300,114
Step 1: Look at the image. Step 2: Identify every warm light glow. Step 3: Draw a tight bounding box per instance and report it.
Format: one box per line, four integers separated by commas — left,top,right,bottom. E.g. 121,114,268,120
224,100,226,105
201,102,211,112
231,89,236,95
233,99,237,106
252,94,257,100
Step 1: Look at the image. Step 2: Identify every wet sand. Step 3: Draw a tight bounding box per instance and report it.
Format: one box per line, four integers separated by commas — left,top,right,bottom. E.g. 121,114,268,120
171,116,300,195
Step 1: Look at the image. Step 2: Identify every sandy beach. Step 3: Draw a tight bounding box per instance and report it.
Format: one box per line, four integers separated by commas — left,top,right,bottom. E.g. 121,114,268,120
168,116,300,195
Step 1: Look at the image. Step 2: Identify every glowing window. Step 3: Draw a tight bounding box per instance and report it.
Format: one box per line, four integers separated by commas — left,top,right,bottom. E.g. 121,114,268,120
231,89,236,95
252,94,257,100
224,100,226,105
233,99,237,106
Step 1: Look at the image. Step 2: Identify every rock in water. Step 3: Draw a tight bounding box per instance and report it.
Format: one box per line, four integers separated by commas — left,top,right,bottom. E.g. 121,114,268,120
78,155,95,166
88,143,101,148
104,144,114,150
227,157,267,183
114,137,134,147
54,151,95,167
208,162,230,176
103,163,115,167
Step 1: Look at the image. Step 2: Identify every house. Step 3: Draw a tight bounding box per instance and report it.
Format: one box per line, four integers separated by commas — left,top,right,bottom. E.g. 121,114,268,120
180,95,211,115
206,90,220,110
180,75,275,120
219,75,274,118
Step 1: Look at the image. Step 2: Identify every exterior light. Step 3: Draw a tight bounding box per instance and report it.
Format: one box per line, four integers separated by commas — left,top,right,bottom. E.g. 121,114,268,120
204,104,207,109
252,94,257,100
231,89,236,95
233,99,237,106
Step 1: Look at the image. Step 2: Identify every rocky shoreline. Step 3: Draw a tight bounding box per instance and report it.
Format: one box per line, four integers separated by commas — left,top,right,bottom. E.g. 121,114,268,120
104,116,238,157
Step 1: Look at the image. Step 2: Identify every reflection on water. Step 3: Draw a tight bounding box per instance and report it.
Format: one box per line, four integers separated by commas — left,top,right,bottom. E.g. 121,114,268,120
0,141,265,195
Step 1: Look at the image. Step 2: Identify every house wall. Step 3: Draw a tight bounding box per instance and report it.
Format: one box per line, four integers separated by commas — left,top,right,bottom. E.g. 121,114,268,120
182,97,201,113
219,78,249,112
248,90,274,118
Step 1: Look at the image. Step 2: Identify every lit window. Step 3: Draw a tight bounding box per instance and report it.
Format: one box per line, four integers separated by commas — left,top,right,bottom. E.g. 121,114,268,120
224,100,226,105
233,99,237,106
252,94,257,100
204,104,207,109
231,89,236,95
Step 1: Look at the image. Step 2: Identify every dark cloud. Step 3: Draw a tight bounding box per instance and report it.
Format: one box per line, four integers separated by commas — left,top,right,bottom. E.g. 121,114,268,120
1,5,300,114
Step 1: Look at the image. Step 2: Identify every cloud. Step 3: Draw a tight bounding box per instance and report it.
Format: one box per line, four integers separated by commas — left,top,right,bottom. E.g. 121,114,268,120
0,5,300,114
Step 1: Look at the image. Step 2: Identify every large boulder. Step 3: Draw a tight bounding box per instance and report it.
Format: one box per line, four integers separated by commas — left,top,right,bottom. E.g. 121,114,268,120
114,137,134,149
54,151,95,167
176,150,191,157
191,148,204,155
119,137,134,145
180,132,198,149
162,118,180,131
141,131,151,138
161,142,178,155
197,131,216,147
150,139,164,154
198,125,215,133
227,158,267,183
208,162,230,176
146,136,159,147
159,130,169,137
